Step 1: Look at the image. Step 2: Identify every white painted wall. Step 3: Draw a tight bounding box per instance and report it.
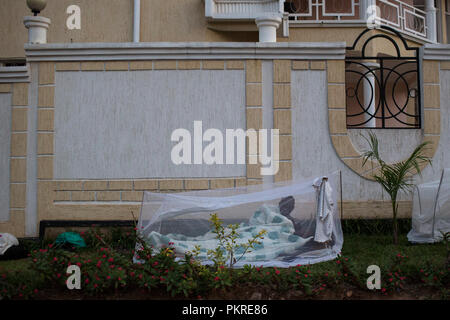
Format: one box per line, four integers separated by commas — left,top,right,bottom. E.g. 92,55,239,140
420,70,450,182
54,70,246,179
291,70,383,201
348,130,423,164
0,94,11,221
291,70,450,201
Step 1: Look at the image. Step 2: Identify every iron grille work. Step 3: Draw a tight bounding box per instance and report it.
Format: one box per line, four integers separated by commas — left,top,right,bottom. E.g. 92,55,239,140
345,26,422,129
283,0,428,41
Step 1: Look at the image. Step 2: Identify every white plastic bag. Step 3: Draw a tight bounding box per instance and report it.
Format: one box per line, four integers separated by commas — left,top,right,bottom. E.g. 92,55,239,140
0,233,19,255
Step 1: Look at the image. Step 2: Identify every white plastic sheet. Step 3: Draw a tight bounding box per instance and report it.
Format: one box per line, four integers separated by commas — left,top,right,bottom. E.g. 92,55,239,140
137,172,343,267
408,169,450,243
0,233,19,255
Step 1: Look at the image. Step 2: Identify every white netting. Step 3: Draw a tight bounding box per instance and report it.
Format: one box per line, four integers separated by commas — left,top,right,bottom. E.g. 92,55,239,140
408,169,450,243
136,172,343,267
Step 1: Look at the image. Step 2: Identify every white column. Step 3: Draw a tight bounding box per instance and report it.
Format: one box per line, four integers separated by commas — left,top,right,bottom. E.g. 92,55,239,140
23,16,51,44
262,61,274,184
205,0,214,19
133,0,141,42
282,12,289,38
362,62,379,128
425,0,437,42
255,14,282,43
360,0,369,21
360,0,376,21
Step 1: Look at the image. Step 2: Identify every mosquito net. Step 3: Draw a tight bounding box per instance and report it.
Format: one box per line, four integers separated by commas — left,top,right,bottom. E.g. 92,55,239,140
136,172,343,267
408,169,450,243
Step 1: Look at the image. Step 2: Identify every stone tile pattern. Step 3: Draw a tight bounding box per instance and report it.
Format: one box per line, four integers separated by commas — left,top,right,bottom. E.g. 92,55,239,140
273,60,293,183
245,60,263,185
1,79,29,236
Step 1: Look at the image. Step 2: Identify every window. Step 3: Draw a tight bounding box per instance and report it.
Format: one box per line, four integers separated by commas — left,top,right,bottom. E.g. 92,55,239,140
345,27,421,129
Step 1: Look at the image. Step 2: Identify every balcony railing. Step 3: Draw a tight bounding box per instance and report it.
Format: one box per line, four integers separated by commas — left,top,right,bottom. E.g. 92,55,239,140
285,0,430,40
206,0,283,20
205,0,435,42
286,0,428,39
285,0,362,22
375,0,427,39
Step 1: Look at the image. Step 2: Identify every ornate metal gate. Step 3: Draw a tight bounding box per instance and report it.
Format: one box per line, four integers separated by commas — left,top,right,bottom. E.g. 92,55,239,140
345,26,421,129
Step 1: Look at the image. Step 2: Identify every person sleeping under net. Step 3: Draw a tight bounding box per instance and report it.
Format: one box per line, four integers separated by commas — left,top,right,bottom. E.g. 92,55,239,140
278,196,311,237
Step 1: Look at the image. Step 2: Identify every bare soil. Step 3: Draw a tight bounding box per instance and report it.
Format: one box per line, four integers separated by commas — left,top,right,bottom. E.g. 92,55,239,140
30,284,445,300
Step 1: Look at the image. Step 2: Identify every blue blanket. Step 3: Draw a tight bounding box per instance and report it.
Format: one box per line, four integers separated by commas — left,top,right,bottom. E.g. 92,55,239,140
147,204,312,262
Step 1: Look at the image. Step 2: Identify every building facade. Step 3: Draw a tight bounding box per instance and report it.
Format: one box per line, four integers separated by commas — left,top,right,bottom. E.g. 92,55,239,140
0,0,450,237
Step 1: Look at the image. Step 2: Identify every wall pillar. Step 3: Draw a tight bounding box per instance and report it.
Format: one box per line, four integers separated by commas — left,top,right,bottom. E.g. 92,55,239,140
273,60,292,182
425,0,437,42
133,0,141,43
23,16,51,44
255,14,282,43
21,15,52,236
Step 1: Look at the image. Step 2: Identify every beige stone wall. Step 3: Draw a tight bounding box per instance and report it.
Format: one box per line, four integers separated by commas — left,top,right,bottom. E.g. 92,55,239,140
281,27,366,44
0,82,28,237
43,57,421,223
140,0,258,43
0,59,256,235
0,0,258,59
1,53,447,236
273,60,293,182
0,0,133,60
245,60,263,185
2,1,429,61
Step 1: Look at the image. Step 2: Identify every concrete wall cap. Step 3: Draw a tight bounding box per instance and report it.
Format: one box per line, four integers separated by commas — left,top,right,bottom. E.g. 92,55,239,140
23,16,51,28
255,14,282,27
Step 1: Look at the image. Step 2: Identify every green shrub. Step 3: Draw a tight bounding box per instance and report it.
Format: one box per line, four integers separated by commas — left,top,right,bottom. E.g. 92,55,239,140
1,225,449,300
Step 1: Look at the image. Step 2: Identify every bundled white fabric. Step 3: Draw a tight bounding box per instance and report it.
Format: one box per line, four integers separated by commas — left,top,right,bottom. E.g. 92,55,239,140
408,169,450,243
313,177,335,243
137,172,343,267
0,233,19,255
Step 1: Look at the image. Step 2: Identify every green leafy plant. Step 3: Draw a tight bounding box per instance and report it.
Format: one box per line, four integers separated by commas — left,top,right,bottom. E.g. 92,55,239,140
362,131,432,245
418,261,446,286
334,256,362,289
382,253,408,294
0,269,44,299
2,219,449,300
207,213,267,269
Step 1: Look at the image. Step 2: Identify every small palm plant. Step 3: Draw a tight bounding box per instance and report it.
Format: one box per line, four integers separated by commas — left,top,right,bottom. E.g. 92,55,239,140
362,132,432,245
